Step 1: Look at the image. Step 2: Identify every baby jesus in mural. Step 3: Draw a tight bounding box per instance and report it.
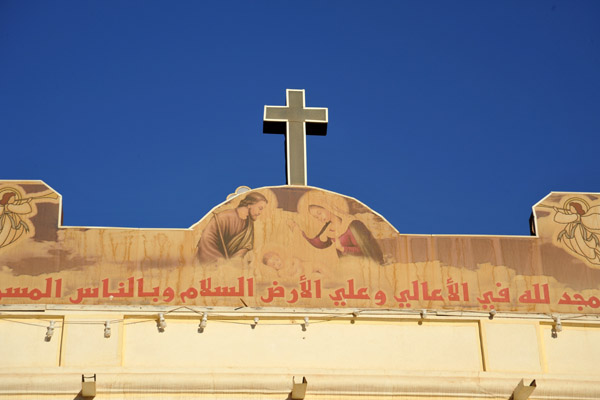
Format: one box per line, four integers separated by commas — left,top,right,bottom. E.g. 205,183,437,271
287,204,384,265
261,251,303,278
258,249,330,284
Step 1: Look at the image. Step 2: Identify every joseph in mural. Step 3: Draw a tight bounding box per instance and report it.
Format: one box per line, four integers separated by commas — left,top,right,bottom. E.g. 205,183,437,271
196,192,268,263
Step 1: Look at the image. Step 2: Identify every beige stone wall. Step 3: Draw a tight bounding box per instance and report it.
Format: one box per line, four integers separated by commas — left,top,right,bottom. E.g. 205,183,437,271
1,307,599,399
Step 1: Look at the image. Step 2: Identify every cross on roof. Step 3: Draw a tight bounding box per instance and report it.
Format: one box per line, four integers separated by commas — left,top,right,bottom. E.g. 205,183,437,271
263,89,328,186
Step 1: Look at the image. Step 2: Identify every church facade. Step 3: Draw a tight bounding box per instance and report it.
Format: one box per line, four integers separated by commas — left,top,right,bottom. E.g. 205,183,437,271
1,90,599,399
1,180,599,399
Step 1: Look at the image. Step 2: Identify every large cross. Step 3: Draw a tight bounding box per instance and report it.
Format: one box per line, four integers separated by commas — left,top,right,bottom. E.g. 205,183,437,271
263,89,328,186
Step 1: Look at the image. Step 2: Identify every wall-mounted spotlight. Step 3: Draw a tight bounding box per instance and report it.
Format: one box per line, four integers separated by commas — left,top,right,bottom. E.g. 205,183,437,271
157,313,167,332
509,378,536,400
103,321,111,338
198,313,208,332
45,321,55,341
489,309,497,320
553,315,562,332
291,376,308,400
420,309,427,319
301,316,309,331
81,374,97,397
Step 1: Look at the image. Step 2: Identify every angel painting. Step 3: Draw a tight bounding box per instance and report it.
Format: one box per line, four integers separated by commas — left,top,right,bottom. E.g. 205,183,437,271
552,197,600,265
0,187,58,250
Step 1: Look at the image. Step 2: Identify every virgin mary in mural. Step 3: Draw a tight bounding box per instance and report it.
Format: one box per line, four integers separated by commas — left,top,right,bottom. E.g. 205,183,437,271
288,191,384,265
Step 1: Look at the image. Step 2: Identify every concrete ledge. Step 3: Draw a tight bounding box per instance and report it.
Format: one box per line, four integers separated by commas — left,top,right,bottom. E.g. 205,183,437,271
0,370,599,399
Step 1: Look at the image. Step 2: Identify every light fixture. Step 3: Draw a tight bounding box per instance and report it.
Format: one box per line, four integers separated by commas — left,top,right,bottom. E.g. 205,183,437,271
291,376,308,399
253,317,260,325
509,378,536,400
553,315,562,332
303,316,309,327
489,309,497,319
104,321,111,338
420,309,427,319
199,313,208,331
45,321,55,341
158,313,167,332
81,374,97,397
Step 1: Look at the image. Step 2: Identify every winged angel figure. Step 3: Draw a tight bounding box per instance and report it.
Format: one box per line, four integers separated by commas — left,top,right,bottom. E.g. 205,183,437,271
0,187,57,250
552,198,600,265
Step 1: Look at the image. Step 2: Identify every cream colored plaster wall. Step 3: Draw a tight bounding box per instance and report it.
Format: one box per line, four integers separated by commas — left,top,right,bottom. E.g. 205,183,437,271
0,316,63,367
124,318,481,371
482,321,543,373
61,314,123,367
1,309,600,399
541,323,600,374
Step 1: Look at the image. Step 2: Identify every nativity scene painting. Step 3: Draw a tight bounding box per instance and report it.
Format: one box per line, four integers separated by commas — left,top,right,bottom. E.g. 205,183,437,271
191,187,396,295
193,187,391,269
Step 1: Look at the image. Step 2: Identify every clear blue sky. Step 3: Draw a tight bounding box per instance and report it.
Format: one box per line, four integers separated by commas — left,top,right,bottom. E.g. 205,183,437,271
1,1,599,235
